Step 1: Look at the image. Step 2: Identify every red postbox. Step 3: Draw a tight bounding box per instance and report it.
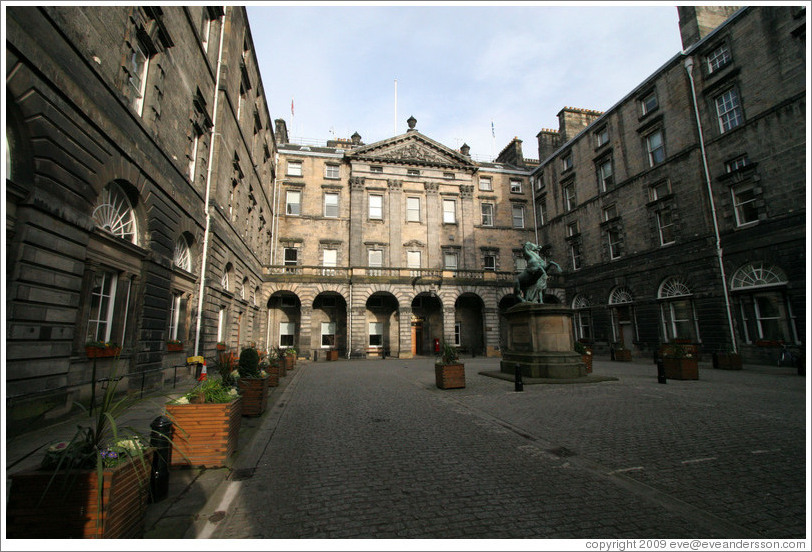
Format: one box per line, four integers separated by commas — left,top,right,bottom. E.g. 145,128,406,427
434,338,440,353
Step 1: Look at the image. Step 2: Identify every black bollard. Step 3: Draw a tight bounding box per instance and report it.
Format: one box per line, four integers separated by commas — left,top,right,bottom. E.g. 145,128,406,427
514,365,524,392
149,415,173,502
657,358,667,384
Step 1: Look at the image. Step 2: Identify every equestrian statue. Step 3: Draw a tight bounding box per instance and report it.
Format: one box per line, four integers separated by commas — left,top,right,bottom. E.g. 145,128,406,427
513,242,562,304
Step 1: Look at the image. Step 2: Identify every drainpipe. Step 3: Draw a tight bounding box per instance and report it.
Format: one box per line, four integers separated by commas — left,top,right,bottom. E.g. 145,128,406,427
531,175,539,245
194,6,227,357
270,152,280,265
683,56,738,353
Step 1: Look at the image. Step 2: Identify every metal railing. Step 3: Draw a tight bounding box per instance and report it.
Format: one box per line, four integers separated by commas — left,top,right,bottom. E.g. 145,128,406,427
262,265,516,283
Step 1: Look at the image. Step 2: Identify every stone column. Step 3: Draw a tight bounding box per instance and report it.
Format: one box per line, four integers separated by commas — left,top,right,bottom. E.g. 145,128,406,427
443,306,456,345
398,306,413,359
350,305,367,358
424,182,441,268
299,305,313,360
388,179,403,267
483,306,501,357
349,177,365,267
459,184,475,269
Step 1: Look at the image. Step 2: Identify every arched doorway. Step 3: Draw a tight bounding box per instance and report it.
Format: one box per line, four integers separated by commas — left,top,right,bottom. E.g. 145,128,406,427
267,291,301,352
455,293,485,356
411,292,443,356
365,292,399,358
608,286,637,350
497,294,521,353
313,291,348,356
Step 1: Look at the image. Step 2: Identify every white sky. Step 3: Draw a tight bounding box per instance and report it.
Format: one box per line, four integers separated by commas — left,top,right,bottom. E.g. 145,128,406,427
247,1,685,161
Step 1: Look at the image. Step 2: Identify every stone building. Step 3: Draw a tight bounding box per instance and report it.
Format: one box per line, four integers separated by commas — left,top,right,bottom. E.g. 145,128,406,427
5,6,277,435
530,6,806,364
268,116,536,360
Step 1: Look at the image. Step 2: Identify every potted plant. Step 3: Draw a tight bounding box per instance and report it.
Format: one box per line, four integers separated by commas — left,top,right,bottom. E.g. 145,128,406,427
216,341,227,351
6,370,154,538
236,346,269,417
261,351,280,388
662,342,699,380
85,340,121,358
575,341,593,373
273,346,288,377
712,349,742,370
166,339,184,352
164,377,242,468
435,341,465,389
612,342,631,362
283,347,297,370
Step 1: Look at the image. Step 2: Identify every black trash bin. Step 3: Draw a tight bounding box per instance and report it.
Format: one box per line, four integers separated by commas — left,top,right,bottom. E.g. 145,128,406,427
149,415,173,502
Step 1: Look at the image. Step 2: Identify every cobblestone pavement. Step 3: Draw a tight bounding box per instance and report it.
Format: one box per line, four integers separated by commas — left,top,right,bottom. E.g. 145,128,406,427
195,358,808,539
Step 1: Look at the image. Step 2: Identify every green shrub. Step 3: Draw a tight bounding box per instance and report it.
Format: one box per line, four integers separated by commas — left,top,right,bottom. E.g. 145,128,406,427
238,347,261,378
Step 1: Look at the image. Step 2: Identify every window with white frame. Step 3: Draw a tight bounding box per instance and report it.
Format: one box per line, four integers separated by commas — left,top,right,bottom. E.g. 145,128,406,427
368,322,384,347
324,192,339,218
188,132,200,182
567,221,579,237
646,130,665,166
454,322,462,346
285,190,301,215
732,184,759,226
443,199,456,223
608,228,623,259
603,204,617,221
444,252,458,270
93,182,138,244
657,209,676,245
596,126,609,147
217,307,226,343
325,164,340,179
650,180,671,201
481,203,494,226
569,242,582,270
537,198,547,226
127,39,150,116
515,255,527,272
369,194,383,219
641,91,658,115
240,277,247,300
287,160,302,176
562,153,573,172
406,197,420,222
368,249,383,276
201,16,213,53
512,205,525,228
598,158,613,192
322,249,337,276
283,248,298,271
706,43,731,74
716,88,744,133
479,177,492,191
407,251,421,275
725,155,750,173
370,165,383,173
658,277,698,342
174,236,192,272
510,179,522,193
221,264,231,291
572,295,591,341
483,254,496,271
86,270,119,343
321,322,336,348
563,183,576,211
279,322,295,347
168,292,182,340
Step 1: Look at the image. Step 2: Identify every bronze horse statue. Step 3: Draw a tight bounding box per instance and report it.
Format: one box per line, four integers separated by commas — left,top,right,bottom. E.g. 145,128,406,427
513,242,561,303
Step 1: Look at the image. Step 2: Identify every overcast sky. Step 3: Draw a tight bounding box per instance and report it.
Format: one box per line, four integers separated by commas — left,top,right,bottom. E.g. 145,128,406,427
246,2,685,161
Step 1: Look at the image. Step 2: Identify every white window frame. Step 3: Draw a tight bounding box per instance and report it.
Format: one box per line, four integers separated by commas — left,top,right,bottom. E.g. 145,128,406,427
596,126,609,147
651,181,670,201
325,164,340,179
512,205,525,228
564,183,576,211
603,204,617,222
510,179,522,193
286,190,301,216
646,130,665,166
562,154,573,171
128,40,150,116
368,249,383,276
189,133,200,182
443,199,456,223
287,160,302,176
86,270,119,343
283,247,298,271
368,321,384,348
217,307,226,343
479,177,492,191
279,322,295,348
598,159,613,192
321,321,336,348
608,229,622,259
454,323,462,346
657,209,676,245
716,88,744,133
322,249,337,276
407,251,421,275
324,192,339,218
168,292,182,340
569,242,582,271
483,255,496,271
706,43,731,74
641,91,658,115
406,197,420,222
481,203,494,226
444,252,458,270
369,194,383,220
732,184,759,226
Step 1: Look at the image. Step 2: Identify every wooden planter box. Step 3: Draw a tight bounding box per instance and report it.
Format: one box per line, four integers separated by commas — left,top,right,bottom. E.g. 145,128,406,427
85,346,121,359
435,363,466,389
278,360,287,377
326,349,339,361
238,377,269,417
266,365,280,387
713,352,742,370
664,358,699,380
283,355,295,371
167,342,184,352
613,348,632,362
6,450,154,538
166,397,242,468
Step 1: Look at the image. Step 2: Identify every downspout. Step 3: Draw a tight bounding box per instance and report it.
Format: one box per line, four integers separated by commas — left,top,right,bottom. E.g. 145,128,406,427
194,6,227,357
270,152,280,265
683,56,738,353
531,174,539,245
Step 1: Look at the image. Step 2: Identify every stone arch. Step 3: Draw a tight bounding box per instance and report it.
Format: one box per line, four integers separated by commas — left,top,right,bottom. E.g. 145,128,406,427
454,291,486,356
363,282,407,306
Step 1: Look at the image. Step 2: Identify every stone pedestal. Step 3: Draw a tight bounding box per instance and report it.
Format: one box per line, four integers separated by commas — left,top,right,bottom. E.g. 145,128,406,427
500,303,585,379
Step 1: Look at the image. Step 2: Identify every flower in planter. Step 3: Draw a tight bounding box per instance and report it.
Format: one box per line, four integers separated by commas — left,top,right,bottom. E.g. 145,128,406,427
436,341,460,366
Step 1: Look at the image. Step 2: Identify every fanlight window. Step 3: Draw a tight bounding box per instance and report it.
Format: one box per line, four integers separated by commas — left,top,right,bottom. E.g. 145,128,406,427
572,295,590,310
658,277,692,298
174,237,192,271
93,183,137,243
730,263,787,290
608,287,633,305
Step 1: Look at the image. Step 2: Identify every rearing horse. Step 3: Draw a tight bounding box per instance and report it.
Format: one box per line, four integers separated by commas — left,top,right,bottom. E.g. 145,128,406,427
513,242,562,303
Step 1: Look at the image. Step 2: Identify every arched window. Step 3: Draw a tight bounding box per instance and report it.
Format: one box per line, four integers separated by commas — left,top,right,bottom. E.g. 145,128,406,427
174,235,192,271
608,287,633,305
608,287,636,345
658,277,699,342
240,277,248,300
93,182,138,244
730,263,797,344
571,294,592,341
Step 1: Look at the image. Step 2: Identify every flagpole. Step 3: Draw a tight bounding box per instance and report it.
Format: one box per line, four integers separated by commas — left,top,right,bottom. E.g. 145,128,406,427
291,97,295,140
394,78,398,135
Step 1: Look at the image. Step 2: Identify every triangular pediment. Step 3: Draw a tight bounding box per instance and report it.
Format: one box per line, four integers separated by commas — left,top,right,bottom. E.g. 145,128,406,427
349,132,475,170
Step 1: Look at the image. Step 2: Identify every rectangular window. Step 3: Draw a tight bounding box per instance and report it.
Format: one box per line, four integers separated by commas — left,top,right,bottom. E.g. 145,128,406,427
725,155,750,173
706,43,731,74
510,179,522,193
168,292,182,340
598,159,614,192
283,247,298,270
535,175,543,191
322,249,337,275
641,91,658,115
368,249,382,276
279,322,295,347
608,229,622,259
481,203,494,226
443,199,456,223
286,190,301,215
732,184,759,226
369,194,383,219
287,160,302,176
538,199,547,226
325,164,340,179
444,252,458,270
567,221,579,237
512,205,525,228
217,307,226,342
657,209,676,245
189,133,200,182
321,322,336,348
569,243,582,271
202,17,212,53
716,88,743,133
603,204,617,221
483,255,496,271
564,183,576,211
651,180,670,200
324,192,339,218
369,322,384,347
515,256,527,272
407,251,421,275
407,169,420,177
406,197,420,222
86,271,118,343
562,153,573,172
370,165,383,173
596,126,609,147
128,41,149,116
646,130,665,166
454,322,462,346
479,177,492,191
